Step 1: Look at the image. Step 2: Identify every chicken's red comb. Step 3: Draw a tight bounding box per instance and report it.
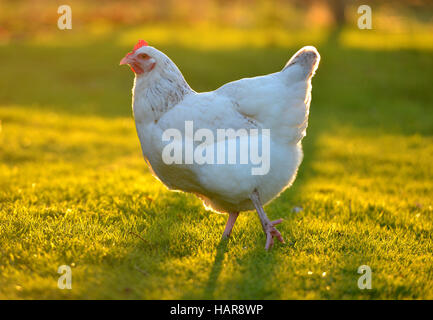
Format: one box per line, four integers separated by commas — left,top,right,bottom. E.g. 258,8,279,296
134,39,148,51
126,40,148,56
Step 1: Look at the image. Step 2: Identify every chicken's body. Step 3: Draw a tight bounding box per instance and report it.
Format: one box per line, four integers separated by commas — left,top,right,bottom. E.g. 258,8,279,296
121,41,320,249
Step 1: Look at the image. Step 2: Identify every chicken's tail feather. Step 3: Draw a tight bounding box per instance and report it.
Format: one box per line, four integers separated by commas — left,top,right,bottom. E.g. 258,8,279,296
283,46,320,80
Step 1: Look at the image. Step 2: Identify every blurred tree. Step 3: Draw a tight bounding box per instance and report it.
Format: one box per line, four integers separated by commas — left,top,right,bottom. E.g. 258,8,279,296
327,0,348,27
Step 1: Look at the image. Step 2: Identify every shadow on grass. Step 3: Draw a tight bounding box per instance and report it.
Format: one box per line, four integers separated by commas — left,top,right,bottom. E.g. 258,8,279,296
232,244,280,299
202,238,229,299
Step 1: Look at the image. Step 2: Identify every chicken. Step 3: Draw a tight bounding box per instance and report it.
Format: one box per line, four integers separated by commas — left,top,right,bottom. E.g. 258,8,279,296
120,40,320,250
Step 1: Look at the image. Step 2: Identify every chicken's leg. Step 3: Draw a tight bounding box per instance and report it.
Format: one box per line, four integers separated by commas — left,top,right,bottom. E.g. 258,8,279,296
222,212,239,239
250,189,285,250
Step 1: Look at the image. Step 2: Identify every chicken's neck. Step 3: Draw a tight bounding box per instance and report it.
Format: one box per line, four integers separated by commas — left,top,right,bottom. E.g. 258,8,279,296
132,61,193,125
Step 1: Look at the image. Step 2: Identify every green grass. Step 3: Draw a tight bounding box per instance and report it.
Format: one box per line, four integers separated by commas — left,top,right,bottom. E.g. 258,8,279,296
1,28,433,299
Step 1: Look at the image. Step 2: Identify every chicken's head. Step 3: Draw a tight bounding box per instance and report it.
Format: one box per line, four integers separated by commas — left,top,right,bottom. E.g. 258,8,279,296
120,40,157,75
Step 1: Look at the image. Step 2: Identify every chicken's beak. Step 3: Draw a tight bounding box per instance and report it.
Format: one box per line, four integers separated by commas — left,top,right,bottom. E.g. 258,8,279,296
119,54,133,66
120,52,146,74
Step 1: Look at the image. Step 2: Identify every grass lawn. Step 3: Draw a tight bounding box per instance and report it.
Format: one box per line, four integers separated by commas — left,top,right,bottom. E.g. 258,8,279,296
0,27,433,299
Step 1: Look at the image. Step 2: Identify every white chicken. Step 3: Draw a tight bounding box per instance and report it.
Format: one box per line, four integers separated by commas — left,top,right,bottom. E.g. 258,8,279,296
120,40,320,250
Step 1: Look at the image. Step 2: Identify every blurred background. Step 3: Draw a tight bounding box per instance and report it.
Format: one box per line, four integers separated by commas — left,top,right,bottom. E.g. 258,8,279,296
0,0,432,299
1,0,432,116
1,0,433,48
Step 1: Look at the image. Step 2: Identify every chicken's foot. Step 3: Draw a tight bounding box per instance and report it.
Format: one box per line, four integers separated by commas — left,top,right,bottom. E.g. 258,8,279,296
222,212,239,239
250,189,285,250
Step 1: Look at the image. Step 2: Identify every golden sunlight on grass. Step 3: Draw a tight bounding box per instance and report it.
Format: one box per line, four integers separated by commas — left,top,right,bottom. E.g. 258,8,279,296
22,23,433,52
117,25,329,50
340,29,433,51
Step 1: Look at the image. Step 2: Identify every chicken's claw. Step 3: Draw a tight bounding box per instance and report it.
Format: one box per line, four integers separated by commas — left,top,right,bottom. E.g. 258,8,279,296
264,219,285,250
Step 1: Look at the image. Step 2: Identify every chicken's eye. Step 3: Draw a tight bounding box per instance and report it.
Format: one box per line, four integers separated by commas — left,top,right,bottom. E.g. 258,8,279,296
139,53,149,59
